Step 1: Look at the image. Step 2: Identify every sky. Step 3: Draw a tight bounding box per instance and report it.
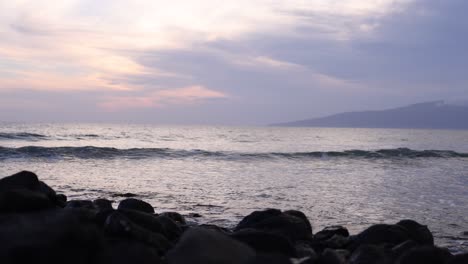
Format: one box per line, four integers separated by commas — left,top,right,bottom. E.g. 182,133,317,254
0,0,467,125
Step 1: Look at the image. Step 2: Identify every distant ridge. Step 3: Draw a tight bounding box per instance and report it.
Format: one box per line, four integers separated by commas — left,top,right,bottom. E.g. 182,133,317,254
272,101,468,129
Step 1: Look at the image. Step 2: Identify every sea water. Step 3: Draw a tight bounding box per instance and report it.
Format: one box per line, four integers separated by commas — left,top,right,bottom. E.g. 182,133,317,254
0,123,467,252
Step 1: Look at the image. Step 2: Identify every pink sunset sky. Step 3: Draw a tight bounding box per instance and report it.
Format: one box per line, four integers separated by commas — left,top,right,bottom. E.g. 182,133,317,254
1,0,467,124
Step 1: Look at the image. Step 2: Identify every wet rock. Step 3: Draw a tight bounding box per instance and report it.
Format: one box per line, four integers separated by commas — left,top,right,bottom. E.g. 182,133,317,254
396,219,434,245
116,209,166,236
97,238,162,264
111,192,138,198
166,227,255,264
56,194,67,207
317,248,345,264
446,253,468,264
236,209,312,242
104,211,171,254
66,200,96,210
295,241,319,259
198,224,231,234
352,224,409,249
334,249,350,261
392,240,418,258
396,245,453,264
0,171,40,190
0,171,60,211
315,226,350,241
94,198,113,211
160,211,186,225
231,229,296,257
0,209,103,264
0,189,54,212
154,215,183,242
189,212,202,218
247,254,293,264
324,235,350,249
235,208,282,231
349,244,393,264
284,210,313,235
118,198,154,214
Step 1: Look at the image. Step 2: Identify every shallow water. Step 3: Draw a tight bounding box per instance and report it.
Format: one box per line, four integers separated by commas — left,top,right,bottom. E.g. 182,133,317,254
1,123,467,252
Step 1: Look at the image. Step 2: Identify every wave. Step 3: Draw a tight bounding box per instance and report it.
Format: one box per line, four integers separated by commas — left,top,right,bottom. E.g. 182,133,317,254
0,146,467,160
0,132,48,141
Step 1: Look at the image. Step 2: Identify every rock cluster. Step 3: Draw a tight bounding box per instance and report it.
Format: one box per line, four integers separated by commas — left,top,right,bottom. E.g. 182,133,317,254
0,171,466,264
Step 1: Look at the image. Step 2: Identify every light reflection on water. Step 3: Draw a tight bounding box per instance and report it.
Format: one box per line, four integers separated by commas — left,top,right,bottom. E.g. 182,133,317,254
0,124,467,252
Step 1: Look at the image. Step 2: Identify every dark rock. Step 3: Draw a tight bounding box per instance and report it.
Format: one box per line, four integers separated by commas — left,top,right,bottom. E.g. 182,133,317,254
118,209,166,236
56,194,67,207
166,227,255,264
284,210,313,234
246,254,292,264
396,245,453,264
111,192,138,198
97,238,162,264
37,181,57,201
198,224,231,234
352,224,409,249
104,211,171,254
154,215,183,242
189,212,202,218
0,189,54,212
317,248,345,264
235,208,282,231
231,228,296,257
160,211,186,225
446,253,468,264
236,209,312,242
0,171,60,211
0,209,103,264
392,240,418,258
396,219,434,245
349,244,393,264
94,199,113,211
66,200,96,210
333,249,351,261
315,226,350,241
118,198,154,214
295,241,318,259
324,235,350,249
0,171,40,191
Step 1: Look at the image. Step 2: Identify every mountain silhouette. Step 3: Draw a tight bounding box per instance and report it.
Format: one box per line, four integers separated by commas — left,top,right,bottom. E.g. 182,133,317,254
272,101,468,129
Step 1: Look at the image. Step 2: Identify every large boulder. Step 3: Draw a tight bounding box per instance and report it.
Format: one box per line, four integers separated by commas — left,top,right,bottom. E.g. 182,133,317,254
396,219,434,245
348,244,393,264
235,209,282,231
0,189,54,212
230,229,296,257
97,238,162,264
104,211,171,255
314,226,349,241
235,209,312,242
351,224,410,249
0,171,59,212
0,209,103,264
446,253,468,264
396,246,453,264
118,198,154,214
166,227,255,264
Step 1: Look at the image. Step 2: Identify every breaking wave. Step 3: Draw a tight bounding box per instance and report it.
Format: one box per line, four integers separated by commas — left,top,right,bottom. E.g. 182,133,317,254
0,146,467,160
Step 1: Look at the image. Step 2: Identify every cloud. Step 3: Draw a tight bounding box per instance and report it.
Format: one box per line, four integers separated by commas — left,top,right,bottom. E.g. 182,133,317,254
1,0,467,124
98,85,227,111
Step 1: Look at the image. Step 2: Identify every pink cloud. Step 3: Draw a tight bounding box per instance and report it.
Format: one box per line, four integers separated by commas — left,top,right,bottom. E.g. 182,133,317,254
98,85,227,111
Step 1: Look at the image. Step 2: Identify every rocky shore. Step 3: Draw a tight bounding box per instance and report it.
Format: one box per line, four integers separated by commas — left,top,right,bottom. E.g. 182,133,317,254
0,171,466,264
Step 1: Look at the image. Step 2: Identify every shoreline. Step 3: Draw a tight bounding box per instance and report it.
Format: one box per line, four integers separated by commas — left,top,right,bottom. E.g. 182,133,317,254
0,171,466,264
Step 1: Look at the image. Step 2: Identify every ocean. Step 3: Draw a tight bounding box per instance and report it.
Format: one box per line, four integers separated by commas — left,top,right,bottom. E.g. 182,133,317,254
0,123,467,252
